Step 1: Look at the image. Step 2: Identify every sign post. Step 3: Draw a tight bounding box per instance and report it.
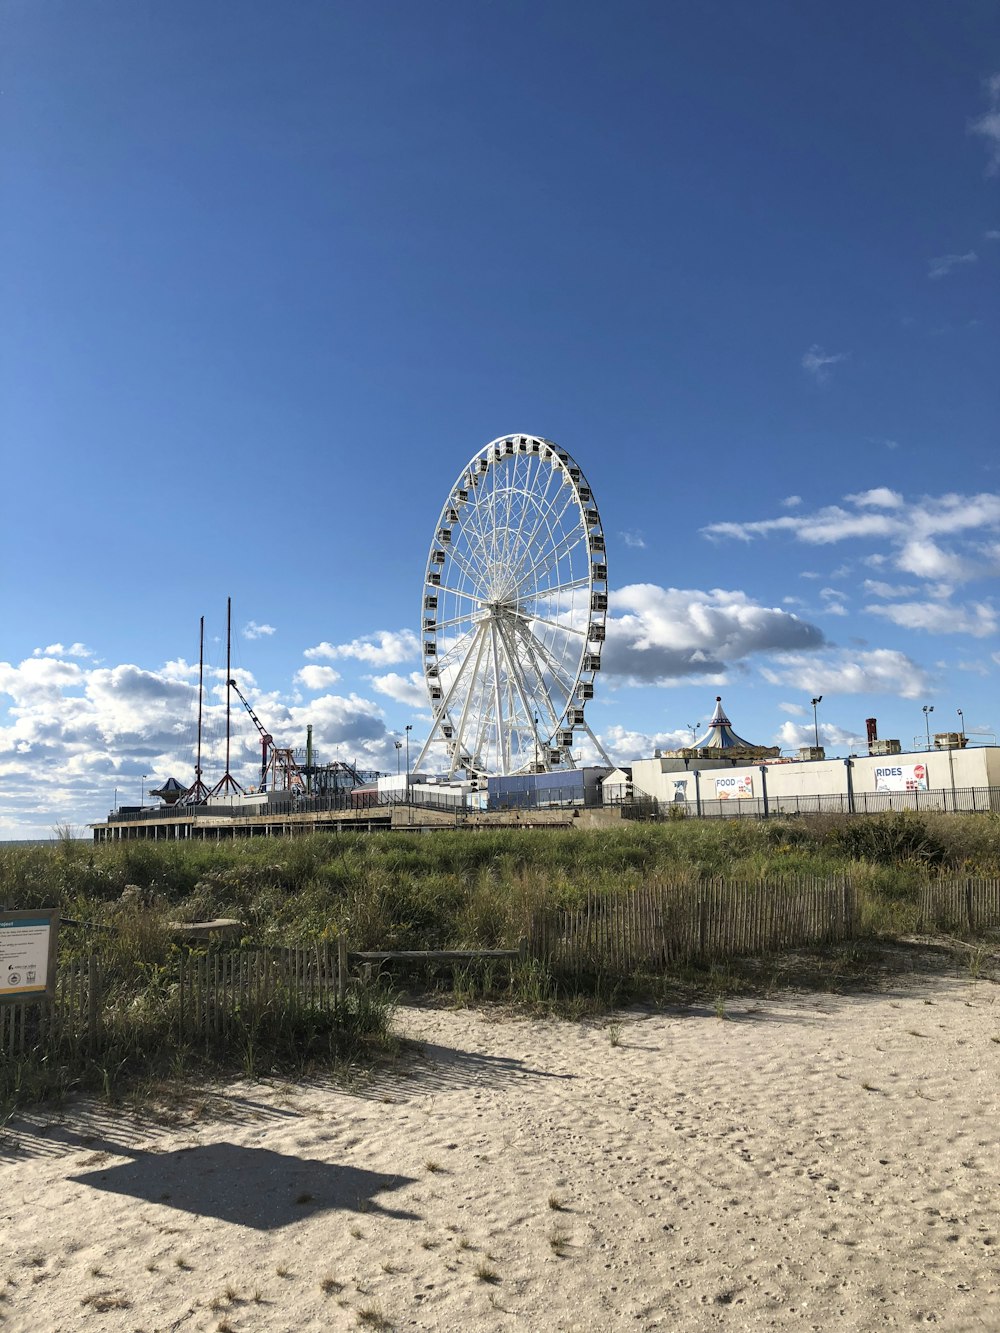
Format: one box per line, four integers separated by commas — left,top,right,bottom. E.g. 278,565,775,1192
0,909,59,1004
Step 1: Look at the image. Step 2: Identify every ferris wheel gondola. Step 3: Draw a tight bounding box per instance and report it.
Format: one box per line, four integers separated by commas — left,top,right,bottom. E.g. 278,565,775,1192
413,434,612,779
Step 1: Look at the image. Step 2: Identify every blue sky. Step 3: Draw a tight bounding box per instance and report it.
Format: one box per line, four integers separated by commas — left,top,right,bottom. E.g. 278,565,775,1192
2,1,999,835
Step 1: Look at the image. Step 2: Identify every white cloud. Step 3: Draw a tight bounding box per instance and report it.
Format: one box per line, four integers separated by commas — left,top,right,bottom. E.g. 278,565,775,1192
32,642,93,659
866,600,997,639
781,496,802,508
0,652,398,837
294,665,341,691
985,229,1000,241
705,508,898,545
620,530,647,549
862,579,918,599
895,538,970,585
367,671,427,708
844,488,904,509
779,702,808,717
760,648,933,700
595,723,693,764
928,251,977,279
775,720,866,751
969,73,1000,175
602,584,824,684
801,345,850,383
243,621,276,640
304,629,420,666
819,588,848,616
703,489,1000,562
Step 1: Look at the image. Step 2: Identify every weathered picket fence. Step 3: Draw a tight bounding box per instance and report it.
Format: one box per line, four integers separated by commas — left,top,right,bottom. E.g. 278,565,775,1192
529,875,1000,974
917,877,1000,934
529,877,857,973
3,877,999,1057
1,942,348,1058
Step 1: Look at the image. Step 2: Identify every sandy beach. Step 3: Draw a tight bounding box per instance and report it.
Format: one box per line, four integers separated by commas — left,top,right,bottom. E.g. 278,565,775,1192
2,967,998,1333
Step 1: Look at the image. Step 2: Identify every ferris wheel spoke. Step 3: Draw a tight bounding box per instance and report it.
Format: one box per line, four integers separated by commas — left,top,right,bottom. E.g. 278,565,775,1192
440,622,489,707
501,456,538,574
495,617,550,762
431,583,482,606
516,476,577,569
514,504,586,594
432,611,482,633
488,620,509,772
447,624,491,777
514,617,578,702
444,542,491,591
512,621,570,734
500,465,560,584
510,607,587,637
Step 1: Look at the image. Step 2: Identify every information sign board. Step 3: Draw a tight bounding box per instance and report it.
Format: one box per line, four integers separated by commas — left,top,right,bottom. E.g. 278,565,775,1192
0,909,59,1003
714,774,754,799
874,763,929,793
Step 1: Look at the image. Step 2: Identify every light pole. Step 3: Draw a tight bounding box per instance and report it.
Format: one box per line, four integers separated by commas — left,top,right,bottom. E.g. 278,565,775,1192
405,725,413,824
810,696,823,749
394,740,402,775
687,722,700,746
141,774,148,806
957,708,965,740
922,705,934,748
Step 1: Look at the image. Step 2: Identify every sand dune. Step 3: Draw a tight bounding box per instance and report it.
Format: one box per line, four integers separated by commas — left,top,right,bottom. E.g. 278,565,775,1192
2,969,998,1331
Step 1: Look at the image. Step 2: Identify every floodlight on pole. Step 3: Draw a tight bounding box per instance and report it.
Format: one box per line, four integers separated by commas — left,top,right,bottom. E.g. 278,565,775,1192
957,708,965,740
405,725,413,823
141,774,148,806
394,739,403,775
810,697,823,749
922,704,934,748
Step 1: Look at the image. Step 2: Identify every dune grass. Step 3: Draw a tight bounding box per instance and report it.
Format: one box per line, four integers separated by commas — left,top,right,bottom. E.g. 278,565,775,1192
2,813,998,1112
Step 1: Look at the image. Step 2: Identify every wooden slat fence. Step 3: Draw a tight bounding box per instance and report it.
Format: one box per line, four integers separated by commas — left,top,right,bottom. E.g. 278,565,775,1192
1,943,346,1059
917,877,1000,935
528,877,857,974
530,875,1000,975
4,878,1000,1057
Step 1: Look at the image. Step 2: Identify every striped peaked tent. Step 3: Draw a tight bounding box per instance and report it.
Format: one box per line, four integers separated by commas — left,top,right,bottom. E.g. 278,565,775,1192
148,776,187,806
677,698,780,759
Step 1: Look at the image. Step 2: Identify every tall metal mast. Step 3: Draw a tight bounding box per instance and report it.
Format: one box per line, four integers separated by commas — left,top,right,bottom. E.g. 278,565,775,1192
210,597,243,797
185,615,211,803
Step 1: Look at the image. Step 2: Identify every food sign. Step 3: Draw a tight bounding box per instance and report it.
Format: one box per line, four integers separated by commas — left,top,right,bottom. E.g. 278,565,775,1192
714,774,754,799
874,763,929,793
0,909,59,1003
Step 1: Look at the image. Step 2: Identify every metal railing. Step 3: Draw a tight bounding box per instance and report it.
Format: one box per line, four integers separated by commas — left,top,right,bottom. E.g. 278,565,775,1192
105,786,471,824
102,780,1000,829
612,783,1000,821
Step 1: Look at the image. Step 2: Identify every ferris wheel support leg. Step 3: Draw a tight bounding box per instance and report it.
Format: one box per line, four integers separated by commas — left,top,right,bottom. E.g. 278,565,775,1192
488,621,510,774
510,620,570,745
413,624,486,774
582,719,614,768
495,615,552,773
448,624,490,778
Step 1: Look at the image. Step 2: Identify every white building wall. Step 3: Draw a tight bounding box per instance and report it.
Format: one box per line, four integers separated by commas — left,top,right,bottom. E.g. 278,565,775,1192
630,747,1000,813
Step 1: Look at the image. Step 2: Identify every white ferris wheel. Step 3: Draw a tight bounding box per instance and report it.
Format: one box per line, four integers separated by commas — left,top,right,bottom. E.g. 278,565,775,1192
413,434,613,779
